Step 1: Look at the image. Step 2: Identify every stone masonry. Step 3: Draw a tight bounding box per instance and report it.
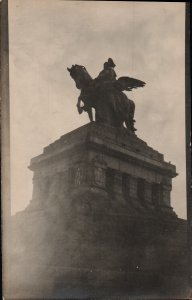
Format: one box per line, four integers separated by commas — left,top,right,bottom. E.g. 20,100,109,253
8,123,189,298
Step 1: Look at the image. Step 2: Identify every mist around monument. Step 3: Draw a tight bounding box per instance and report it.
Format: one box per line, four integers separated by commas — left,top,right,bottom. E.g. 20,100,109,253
8,58,189,297
5,2,190,298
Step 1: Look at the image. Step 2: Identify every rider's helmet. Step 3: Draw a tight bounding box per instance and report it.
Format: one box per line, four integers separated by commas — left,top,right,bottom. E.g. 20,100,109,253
107,58,116,68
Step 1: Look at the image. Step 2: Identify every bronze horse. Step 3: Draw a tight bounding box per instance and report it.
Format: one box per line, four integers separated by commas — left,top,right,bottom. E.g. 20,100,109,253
67,64,145,132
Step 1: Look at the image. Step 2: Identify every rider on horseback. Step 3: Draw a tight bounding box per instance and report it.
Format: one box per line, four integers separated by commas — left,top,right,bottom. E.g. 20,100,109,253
94,58,136,131
76,58,117,122
67,59,146,132
95,58,117,88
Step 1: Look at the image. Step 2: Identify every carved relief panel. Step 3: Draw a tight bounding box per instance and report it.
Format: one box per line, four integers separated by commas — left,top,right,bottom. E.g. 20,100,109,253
94,166,106,188
74,166,84,186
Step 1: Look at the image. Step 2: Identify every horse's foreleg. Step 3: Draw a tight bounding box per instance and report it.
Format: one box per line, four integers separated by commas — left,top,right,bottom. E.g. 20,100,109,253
76,96,83,114
88,108,93,122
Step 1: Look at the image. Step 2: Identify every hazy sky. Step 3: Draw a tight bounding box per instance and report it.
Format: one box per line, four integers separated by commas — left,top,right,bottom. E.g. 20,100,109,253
9,1,186,218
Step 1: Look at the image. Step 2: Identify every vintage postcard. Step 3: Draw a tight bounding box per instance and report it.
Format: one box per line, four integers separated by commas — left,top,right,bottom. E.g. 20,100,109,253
1,1,191,299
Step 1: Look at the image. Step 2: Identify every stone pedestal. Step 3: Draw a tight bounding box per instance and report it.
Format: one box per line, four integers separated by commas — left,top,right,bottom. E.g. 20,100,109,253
9,123,189,298
29,122,178,215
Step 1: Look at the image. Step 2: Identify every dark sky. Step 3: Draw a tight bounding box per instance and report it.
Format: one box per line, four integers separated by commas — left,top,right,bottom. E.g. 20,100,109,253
9,1,186,218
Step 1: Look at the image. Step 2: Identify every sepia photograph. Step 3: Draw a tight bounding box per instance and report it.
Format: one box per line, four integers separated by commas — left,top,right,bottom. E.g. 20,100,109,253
1,1,191,298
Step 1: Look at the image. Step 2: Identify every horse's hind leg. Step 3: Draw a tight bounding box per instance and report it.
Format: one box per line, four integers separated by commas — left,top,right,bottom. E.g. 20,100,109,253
129,99,135,122
125,119,136,132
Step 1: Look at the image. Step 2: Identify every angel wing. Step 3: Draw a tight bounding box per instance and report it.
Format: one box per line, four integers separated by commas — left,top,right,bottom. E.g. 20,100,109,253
115,76,146,91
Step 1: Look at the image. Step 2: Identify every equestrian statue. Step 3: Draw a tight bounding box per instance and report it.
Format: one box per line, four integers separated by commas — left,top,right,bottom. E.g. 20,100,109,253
67,58,145,133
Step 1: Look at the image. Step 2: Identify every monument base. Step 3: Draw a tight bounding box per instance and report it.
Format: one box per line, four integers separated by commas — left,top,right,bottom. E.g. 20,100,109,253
8,123,189,298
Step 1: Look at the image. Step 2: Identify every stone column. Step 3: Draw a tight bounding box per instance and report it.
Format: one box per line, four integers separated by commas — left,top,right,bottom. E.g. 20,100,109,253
162,184,171,207
129,176,137,199
122,173,131,202
161,177,172,207
113,171,123,200
145,181,158,211
137,178,146,204
129,176,142,208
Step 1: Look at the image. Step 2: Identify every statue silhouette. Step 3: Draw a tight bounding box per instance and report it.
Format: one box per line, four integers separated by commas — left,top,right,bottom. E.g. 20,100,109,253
67,59,145,132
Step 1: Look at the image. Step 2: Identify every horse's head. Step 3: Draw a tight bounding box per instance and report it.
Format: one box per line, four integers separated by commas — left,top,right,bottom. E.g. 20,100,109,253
67,64,92,89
